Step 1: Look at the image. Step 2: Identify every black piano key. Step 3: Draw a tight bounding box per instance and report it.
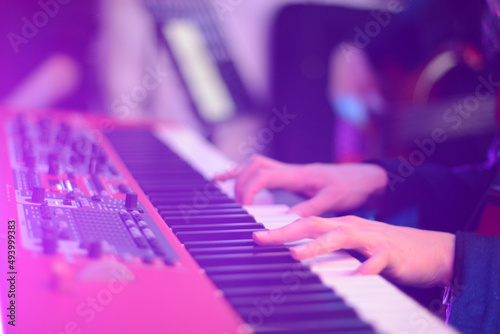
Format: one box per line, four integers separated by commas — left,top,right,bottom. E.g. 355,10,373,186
142,188,224,197
157,202,242,211
166,214,256,225
149,196,235,206
221,283,334,298
209,271,322,288
139,179,210,188
172,223,264,232
137,173,211,180
133,169,203,176
127,163,200,170
189,245,288,256
123,167,201,175
140,177,207,182
144,183,216,193
122,159,190,166
256,328,375,334
147,192,223,200
149,195,230,205
236,303,358,325
143,185,212,194
204,262,311,275
176,229,261,242
227,291,344,308
183,239,258,249
160,207,248,217
255,318,374,334
194,252,296,266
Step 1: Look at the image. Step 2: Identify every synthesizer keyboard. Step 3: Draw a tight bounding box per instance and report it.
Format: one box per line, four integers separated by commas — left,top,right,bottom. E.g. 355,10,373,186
0,110,457,334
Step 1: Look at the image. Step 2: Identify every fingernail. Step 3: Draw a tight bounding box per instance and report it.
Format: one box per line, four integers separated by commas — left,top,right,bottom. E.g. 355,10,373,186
351,269,362,276
291,244,307,257
287,208,302,216
253,230,268,239
295,244,307,252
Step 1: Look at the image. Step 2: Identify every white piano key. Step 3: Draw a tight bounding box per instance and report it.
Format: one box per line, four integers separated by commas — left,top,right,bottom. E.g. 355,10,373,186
243,204,291,215
325,275,459,334
254,217,301,229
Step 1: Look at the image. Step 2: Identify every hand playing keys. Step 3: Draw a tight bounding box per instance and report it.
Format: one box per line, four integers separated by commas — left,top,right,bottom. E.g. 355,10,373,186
253,215,455,288
214,155,389,217
215,155,456,288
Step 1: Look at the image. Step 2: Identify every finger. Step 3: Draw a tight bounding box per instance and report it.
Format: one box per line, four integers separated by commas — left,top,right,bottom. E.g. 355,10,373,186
235,155,279,202
354,250,390,276
213,165,243,181
288,189,334,217
240,170,272,205
290,225,364,260
240,168,296,205
253,217,335,246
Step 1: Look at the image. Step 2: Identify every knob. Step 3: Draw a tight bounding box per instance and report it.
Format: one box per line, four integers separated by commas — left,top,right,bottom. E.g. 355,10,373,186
87,241,103,259
31,186,46,203
42,237,58,255
15,115,27,137
56,122,71,144
42,229,58,255
25,154,36,169
72,138,91,158
88,158,97,174
48,153,59,175
125,192,138,211
22,139,34,157
49,261,74,292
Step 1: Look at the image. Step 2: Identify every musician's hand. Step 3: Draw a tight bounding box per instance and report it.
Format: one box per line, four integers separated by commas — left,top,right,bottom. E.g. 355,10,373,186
253,216,456,288
214,155,388,216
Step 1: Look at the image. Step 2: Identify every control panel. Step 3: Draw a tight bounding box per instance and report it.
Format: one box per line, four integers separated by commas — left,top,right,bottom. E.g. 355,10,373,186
6,114,177,264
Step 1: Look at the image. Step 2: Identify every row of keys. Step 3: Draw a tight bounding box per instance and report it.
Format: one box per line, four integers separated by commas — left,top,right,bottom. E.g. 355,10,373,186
107,129,375,334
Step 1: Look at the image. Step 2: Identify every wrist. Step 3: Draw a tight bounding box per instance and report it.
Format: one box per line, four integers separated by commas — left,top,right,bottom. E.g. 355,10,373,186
437,232,456,287
363,163,389,195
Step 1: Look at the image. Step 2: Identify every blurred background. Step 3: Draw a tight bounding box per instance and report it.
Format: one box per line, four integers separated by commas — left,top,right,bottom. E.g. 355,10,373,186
1,0,499,168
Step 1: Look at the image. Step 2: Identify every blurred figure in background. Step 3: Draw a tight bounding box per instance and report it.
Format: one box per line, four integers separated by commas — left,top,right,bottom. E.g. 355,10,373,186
216,1,500,332
270,0,494,165
97,0,200,126
0,0,196,128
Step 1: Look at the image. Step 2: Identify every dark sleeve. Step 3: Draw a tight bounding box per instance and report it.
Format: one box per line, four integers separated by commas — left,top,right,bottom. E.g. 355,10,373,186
368,159,495,232
449,232,500,334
